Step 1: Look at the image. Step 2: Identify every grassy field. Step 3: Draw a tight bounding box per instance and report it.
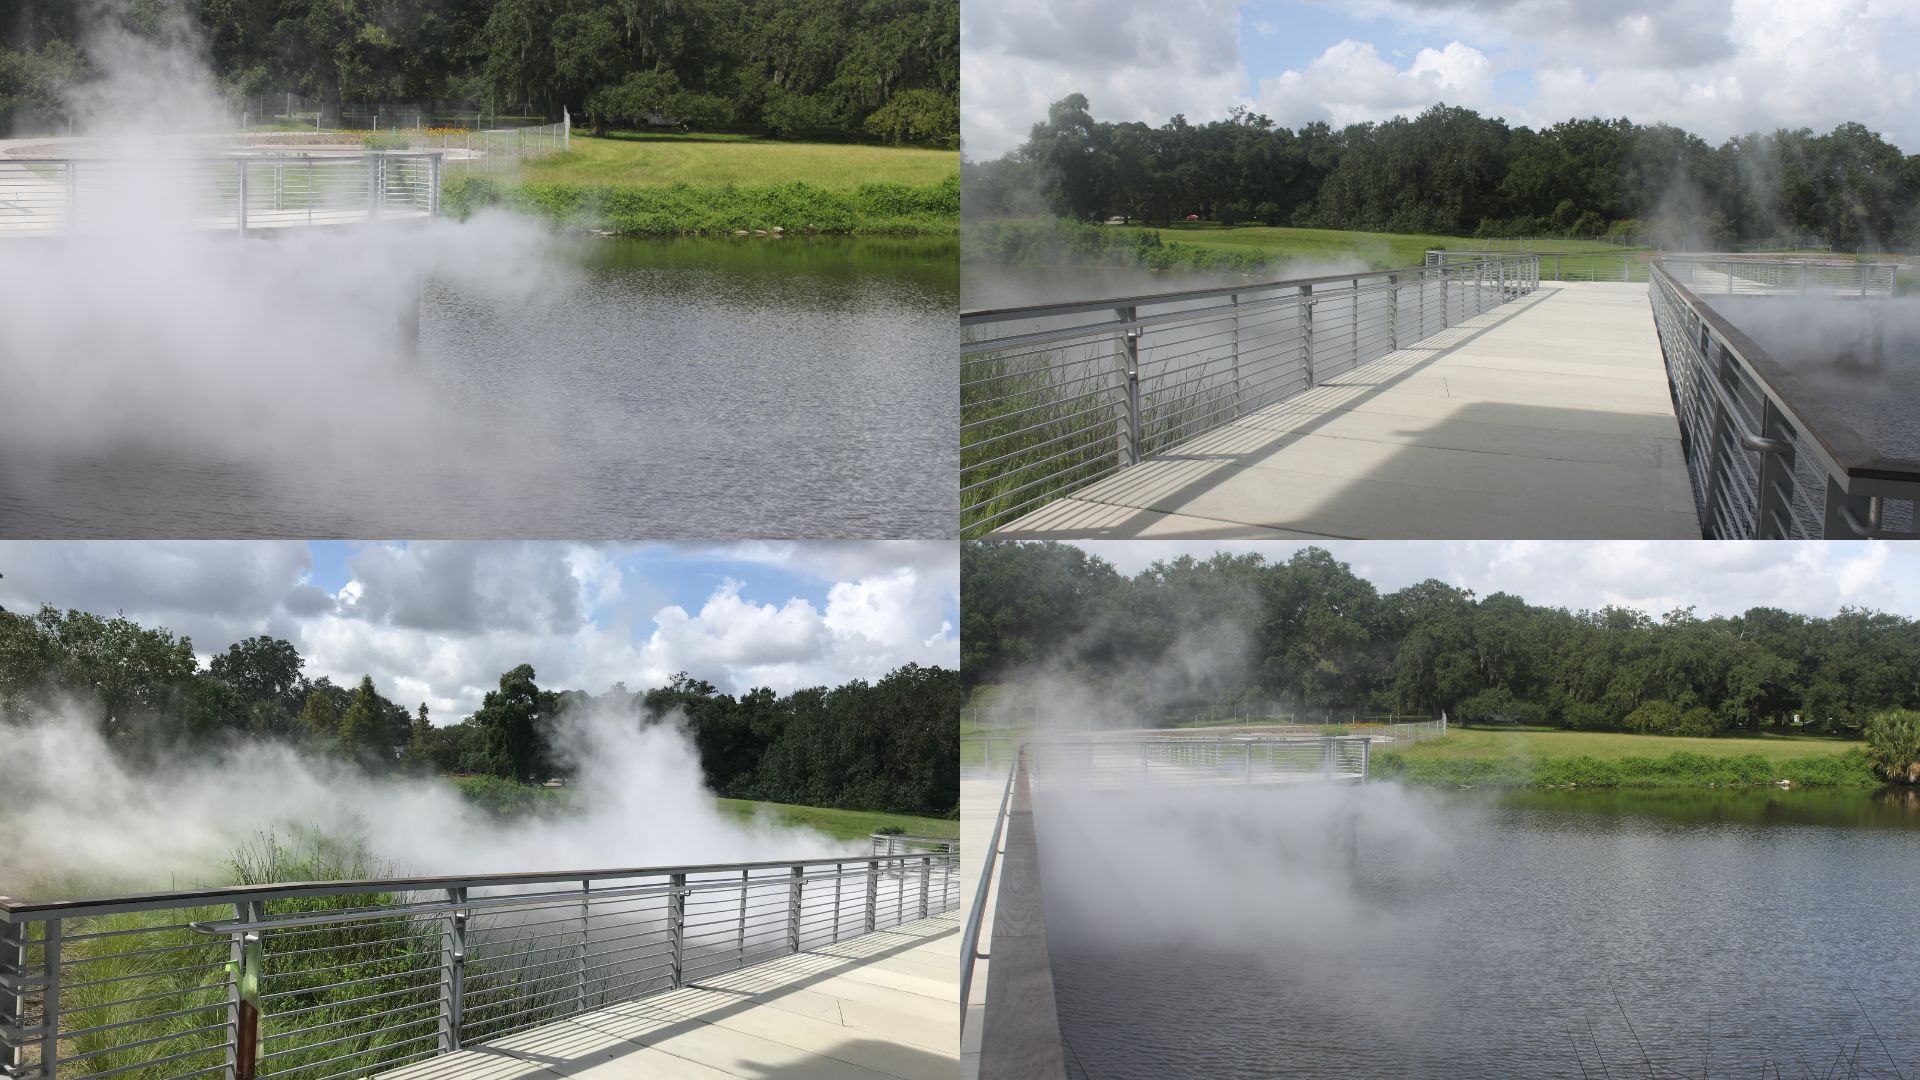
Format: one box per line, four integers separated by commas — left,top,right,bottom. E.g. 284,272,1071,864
1130,222,1641,268
482,131,959,190
1375,726,1876,788
713,798,957,840
1389,726,1860,764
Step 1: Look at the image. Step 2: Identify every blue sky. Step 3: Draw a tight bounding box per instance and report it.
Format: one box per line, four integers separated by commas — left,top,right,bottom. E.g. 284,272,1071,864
0,542,959,718
299,542,843,628
962,0,1920,160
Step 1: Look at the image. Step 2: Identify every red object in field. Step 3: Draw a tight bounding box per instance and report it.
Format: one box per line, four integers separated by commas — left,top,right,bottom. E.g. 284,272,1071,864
1185,214,1200,221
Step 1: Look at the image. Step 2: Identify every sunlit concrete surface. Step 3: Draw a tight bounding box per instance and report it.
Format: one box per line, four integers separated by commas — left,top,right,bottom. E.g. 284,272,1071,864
996,281,1701,539
959,775,1004,1080
376,914,957,1080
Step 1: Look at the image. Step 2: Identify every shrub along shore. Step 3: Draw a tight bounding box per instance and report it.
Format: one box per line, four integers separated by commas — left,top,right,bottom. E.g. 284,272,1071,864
442,173,960,237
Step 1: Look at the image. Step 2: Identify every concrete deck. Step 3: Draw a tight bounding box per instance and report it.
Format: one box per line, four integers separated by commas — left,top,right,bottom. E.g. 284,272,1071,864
996,281,1702,539
377,914,958,1080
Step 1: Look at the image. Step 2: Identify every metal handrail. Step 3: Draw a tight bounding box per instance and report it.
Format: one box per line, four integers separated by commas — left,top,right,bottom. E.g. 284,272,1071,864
960,254,1541,535
1647,255,1917,539
0,849,960,1080
0,152,442,239
958,748,1020,1031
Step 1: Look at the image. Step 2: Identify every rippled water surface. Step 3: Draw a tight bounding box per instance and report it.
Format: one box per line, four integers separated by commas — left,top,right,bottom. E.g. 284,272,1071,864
1,236,957,537
1039,785,1920,1079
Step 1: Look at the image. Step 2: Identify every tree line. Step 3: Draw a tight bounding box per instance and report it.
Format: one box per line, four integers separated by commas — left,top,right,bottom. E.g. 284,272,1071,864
963,94,1920,251
0,0,958,144
962,541,1920,736
0,602,959,816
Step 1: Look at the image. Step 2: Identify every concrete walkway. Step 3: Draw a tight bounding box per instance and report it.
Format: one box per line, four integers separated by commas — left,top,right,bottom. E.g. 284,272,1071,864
995,281,1701,539
377,914,958,1080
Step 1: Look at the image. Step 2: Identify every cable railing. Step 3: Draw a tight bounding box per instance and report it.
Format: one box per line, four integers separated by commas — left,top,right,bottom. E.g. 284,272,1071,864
0,846,959,1080
1649,255,1917,539
1427,247,1649,282
959,751,1018,1034
959,255,1541,536
0,153,441,238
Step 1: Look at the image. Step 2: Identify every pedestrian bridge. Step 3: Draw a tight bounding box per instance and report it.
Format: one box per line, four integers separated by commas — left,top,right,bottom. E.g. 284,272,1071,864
0,150,441,237
960,254,1911,540
0,845,958,1080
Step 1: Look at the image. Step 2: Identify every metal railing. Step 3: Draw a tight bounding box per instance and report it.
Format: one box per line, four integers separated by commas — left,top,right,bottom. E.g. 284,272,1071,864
0,153,441,238
0,850,958,1080
959,751,1019,1032
1428,248,1647,282
1649,255,1917,539
869,834,958,860
981,734,1369,788
959,255,1542,535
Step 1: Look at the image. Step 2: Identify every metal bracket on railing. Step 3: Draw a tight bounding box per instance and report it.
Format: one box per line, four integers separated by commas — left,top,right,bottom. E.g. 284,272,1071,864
1739,432,1791,455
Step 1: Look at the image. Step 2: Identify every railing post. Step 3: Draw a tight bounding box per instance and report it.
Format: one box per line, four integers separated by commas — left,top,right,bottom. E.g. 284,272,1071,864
1554,253,1561,280
1419,267,1427,335
0,917,24,1078
1322,737,1334,779
368,154,382,220
65,163,77,234
1623,252,1631,282
429,153,442,217
1299,285,1314,386
1119,306,1142,465
736,870,748,968
236,160,248,237
918,857,931,920
576,879,590,1013
786,866,803,954
1359,738,1371,781
1246,741,1254,784
1439,264,1449,327
864,860,879,934
440,889,466,1053
1754,399,1797,539
669,873,687,987
227,903,261,1080
832,862,845,943
37,920,58,1080
1230,292,1242,418
1387,273,1399,352
1349,278,1359,367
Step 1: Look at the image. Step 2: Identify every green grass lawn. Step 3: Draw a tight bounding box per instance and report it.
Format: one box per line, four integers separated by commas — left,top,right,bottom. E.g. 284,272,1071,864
1117,222,1647,271
713,798,957,841
494,131,959,190
1386,726,1861,765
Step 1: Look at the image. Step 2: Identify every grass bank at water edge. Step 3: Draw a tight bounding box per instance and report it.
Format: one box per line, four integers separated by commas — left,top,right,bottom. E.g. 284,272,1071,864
1376,728,1878,789
443,173,959,237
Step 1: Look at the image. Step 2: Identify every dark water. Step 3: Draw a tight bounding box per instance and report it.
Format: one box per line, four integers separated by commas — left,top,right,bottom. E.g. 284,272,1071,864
0,235,957,538
1702,296,1920,464
1038,784,1920,1079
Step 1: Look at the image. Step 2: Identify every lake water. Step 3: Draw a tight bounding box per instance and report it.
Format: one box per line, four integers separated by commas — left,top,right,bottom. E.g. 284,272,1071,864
1035,783,1920,1079
1700,295,1920,466
0,235,957,538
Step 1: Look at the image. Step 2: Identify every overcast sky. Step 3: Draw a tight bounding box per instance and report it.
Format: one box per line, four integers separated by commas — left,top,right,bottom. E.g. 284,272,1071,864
1070,540,1919,620
963,0,1920,160
0,541,958,719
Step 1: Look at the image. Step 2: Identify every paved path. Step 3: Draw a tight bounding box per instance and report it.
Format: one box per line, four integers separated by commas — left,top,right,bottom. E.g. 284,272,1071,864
377,914,958,1080
995,281,1701,539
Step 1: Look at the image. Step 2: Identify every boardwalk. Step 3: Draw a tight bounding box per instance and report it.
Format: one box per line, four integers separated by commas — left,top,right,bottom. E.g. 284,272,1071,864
995,281,1701,539
378,913,958,1080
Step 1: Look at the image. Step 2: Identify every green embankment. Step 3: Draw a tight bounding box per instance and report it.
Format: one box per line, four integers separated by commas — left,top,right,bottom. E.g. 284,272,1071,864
712,798,958,841
443,132,960,236
511,132,960,189
450,776,955,840
1375,727,1878,789
962,216,1653,275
